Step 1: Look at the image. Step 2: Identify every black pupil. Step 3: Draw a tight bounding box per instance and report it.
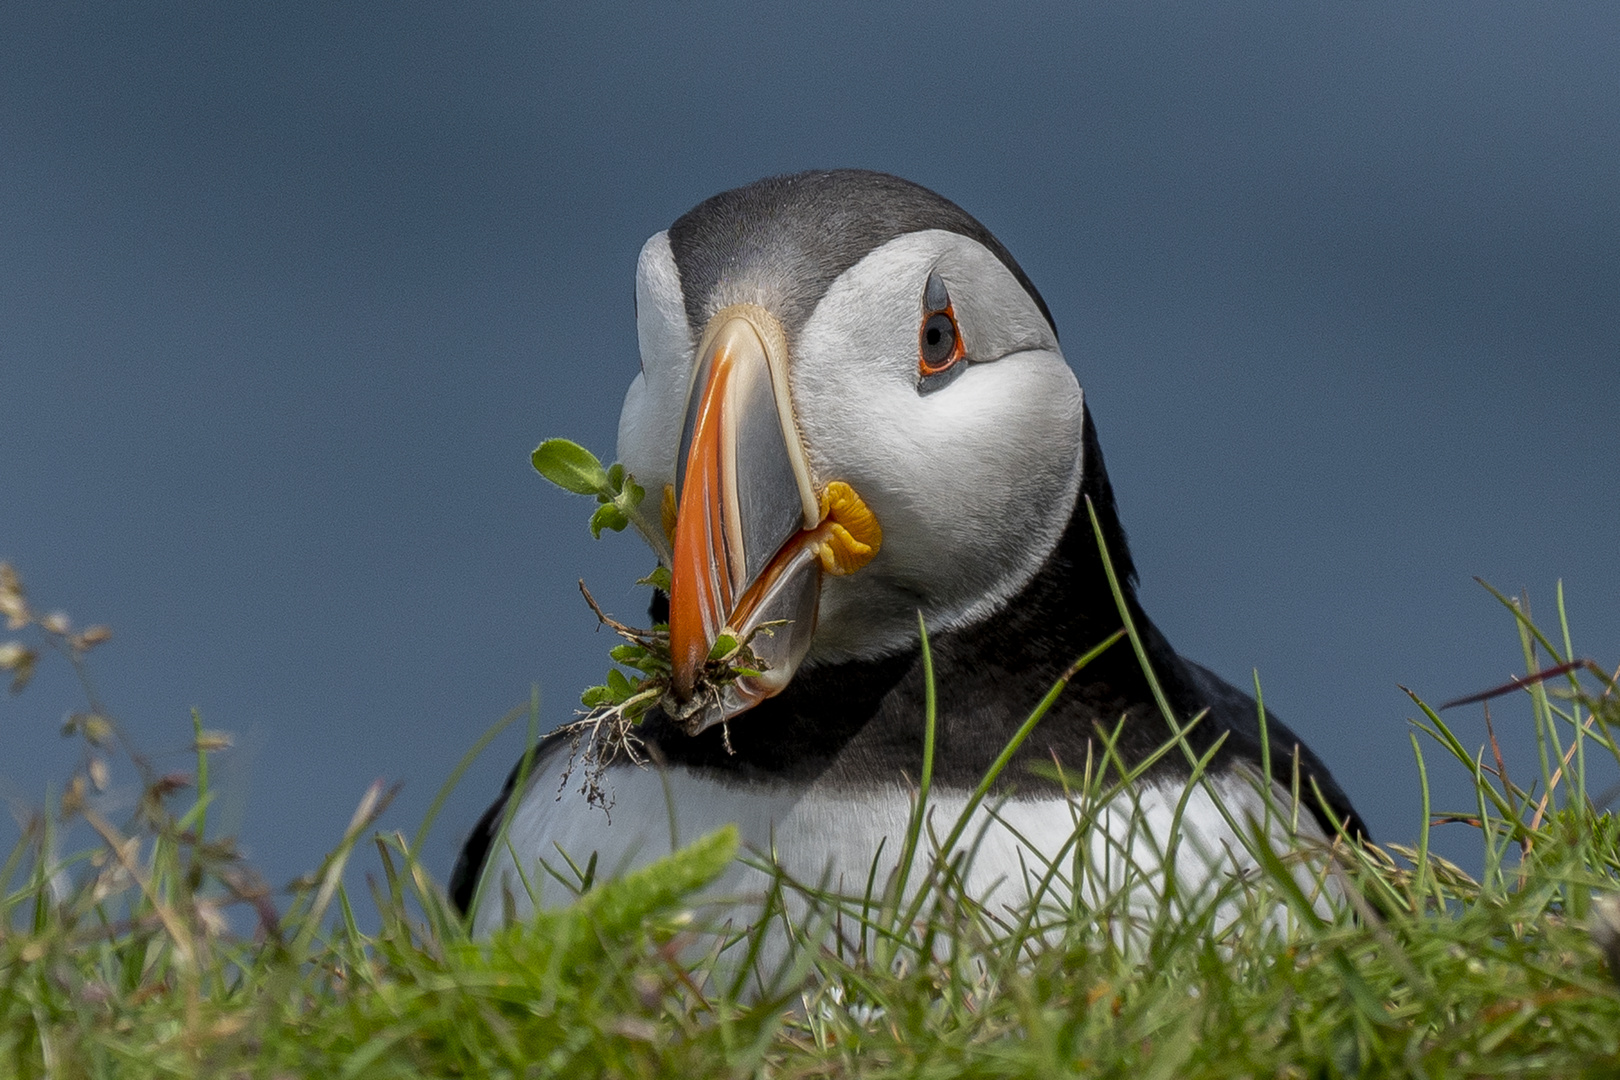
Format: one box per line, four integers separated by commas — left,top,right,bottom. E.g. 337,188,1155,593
922,313,955,367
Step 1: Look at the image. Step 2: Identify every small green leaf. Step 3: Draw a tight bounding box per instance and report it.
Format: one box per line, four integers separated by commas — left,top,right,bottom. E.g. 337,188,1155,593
618,477,645,512
606,668,634,701
532,439,610,496
708,634,739,662
636,566,672,592
606,462,625,490
621,650,669,675
580,684,614,708
589,503,630,538
609,643,644,664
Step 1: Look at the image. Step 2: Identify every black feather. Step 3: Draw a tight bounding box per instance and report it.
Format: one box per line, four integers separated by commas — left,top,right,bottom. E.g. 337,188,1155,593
451,405,1366,913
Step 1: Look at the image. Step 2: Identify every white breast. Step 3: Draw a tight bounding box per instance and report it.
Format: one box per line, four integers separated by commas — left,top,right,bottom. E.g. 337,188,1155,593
470,751,1338,950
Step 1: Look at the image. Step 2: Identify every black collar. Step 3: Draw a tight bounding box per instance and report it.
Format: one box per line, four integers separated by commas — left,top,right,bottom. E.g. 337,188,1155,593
636,404,1365,840
451,405,1366,914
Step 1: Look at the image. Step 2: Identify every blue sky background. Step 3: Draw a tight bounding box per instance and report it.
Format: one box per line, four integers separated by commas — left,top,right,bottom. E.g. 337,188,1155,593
3,2,1616,895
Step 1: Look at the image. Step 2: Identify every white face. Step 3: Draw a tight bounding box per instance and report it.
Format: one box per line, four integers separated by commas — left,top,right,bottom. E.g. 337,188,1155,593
619,228,1085,664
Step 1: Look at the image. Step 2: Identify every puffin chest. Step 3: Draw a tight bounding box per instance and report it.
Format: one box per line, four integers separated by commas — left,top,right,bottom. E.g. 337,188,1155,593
470,749,1324,938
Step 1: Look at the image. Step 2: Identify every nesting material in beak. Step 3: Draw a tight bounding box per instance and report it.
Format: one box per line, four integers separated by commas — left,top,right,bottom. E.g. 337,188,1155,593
666,304,880,733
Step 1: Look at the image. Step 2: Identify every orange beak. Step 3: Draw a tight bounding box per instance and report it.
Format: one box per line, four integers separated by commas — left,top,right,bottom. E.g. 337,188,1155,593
666,304,825,731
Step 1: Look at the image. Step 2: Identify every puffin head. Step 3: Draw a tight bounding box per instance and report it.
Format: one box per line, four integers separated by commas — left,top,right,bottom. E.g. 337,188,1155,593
617,171,1085,732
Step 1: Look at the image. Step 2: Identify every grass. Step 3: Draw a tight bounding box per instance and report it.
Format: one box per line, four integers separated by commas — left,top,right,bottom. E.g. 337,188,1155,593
2,552,1619,1078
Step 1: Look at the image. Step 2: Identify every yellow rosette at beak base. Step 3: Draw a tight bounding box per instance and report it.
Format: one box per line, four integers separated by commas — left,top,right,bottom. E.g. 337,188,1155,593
808,480,882,576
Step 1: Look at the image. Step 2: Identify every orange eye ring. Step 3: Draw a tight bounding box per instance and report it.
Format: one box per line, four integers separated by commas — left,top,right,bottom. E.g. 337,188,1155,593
918,303,966,378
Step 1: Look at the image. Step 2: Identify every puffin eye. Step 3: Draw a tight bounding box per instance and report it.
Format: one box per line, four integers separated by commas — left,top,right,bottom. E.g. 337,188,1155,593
917,272,966,380
920,313,957,371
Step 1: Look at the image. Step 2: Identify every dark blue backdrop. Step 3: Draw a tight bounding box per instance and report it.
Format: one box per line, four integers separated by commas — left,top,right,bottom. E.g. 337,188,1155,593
3,1,1616,896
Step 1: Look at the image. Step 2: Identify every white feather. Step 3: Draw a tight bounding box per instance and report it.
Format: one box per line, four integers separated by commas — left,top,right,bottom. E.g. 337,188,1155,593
471,753,1338,951
616,231,693,554
790,231,1084,660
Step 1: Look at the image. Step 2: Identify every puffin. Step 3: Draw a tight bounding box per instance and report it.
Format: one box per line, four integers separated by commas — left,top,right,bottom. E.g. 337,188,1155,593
451,170,1365,937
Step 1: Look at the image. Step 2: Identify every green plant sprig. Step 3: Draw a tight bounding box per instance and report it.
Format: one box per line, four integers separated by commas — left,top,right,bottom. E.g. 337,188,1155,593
531,439,776,803
531,438,646,538
574,577,774,722
531,438,671,719
560,581,775,810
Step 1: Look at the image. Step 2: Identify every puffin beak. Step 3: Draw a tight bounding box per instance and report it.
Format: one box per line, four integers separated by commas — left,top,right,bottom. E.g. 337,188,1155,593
667,303,880,732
